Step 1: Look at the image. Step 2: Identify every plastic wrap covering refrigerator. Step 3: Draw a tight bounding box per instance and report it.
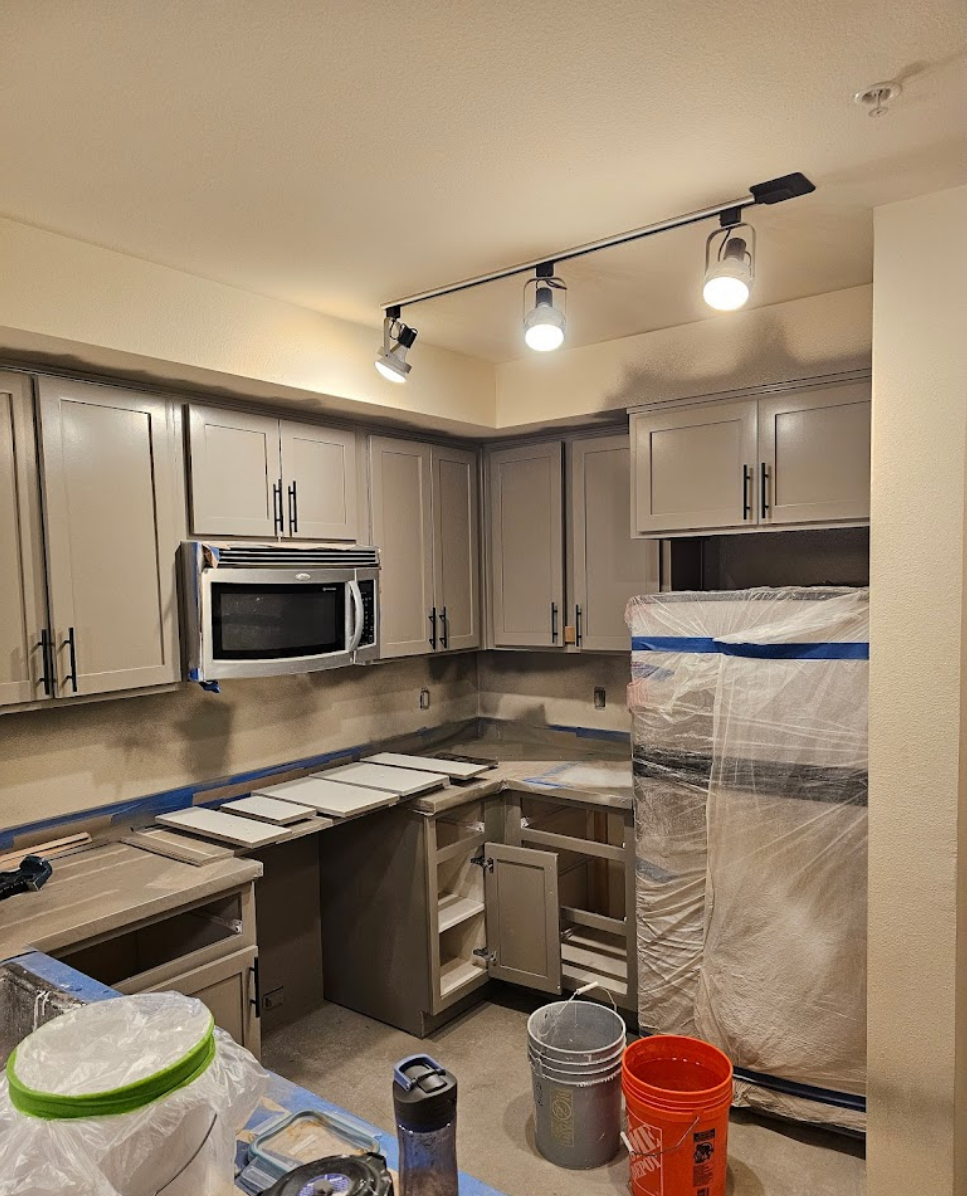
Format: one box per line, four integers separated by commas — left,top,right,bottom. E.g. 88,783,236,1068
626,588,868,1131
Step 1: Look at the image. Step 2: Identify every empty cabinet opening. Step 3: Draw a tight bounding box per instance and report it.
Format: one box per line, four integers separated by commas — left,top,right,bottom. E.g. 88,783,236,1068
435,799,487,853
439,915,487,997
57,893,245,986
437,852,485,933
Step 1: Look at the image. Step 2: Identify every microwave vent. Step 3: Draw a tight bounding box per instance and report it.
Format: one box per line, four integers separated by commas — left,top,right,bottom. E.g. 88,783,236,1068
212,545,379,569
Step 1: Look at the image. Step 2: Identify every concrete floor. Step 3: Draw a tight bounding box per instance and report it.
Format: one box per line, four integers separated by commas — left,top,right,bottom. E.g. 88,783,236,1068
264,992,865,1196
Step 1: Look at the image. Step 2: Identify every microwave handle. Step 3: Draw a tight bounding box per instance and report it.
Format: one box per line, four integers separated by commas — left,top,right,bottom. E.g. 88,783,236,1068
348,580,365,652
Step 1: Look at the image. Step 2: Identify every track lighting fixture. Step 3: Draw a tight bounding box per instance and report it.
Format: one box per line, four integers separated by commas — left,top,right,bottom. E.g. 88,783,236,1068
374,313,418,383
377,172,814,366
523,264,567,352
703,215,755,311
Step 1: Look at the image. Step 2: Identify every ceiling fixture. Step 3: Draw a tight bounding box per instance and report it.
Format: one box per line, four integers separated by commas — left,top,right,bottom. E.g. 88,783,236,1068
522,264,567,351
854,81,903,118
374,313,418,383
703,214,756,311
375,172,815,381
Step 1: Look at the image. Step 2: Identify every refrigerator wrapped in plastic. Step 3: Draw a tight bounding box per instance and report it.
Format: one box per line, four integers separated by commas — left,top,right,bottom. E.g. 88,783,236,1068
626,587,868,1131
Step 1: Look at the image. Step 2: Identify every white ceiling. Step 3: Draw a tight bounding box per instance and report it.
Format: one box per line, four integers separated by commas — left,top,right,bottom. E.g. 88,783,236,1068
1,1,965,362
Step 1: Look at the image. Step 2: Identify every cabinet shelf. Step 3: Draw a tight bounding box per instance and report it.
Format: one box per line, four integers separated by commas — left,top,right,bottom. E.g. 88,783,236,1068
439,956,486,998
438,894,485,934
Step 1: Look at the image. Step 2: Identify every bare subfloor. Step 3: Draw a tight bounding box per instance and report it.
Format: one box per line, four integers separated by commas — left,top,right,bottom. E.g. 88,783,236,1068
263,992,865,1196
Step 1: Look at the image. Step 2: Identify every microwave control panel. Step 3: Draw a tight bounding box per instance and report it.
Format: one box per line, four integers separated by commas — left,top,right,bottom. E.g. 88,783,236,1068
358,579,377,648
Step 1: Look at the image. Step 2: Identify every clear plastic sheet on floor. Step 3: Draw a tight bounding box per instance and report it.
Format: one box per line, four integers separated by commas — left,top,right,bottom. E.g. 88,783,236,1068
626,587,869,1132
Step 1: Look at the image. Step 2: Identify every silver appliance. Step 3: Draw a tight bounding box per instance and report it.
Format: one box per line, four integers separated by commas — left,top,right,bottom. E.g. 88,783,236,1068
181,541,379,682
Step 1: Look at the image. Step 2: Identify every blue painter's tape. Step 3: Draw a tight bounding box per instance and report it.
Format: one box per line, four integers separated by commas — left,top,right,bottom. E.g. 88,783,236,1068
631,636,869,661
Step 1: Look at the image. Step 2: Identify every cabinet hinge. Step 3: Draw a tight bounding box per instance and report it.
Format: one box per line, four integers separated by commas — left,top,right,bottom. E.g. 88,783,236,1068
473,947,497,964
470,853,494,872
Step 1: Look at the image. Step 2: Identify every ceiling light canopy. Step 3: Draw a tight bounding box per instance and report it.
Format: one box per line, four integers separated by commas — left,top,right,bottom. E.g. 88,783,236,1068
376,172,814,378
523,264,567,352
703,216,756,312
374,314,418,383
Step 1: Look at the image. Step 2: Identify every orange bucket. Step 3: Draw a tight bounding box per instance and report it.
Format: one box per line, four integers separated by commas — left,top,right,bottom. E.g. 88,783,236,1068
622,1035,733,1196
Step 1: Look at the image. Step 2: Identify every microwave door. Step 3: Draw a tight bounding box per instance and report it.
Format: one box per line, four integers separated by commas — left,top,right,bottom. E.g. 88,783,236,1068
200,569,354,679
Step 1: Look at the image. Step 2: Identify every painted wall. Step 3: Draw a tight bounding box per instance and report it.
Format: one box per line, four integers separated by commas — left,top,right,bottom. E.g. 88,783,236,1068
476,651,633,735
494,285,872,430
0,655,477,832
867,184,967,1195
0,216,496,434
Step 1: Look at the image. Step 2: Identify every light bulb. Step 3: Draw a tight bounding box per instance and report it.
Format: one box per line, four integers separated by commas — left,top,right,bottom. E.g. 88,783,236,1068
703,234,752,311
375,353,408,382
523,287,566,351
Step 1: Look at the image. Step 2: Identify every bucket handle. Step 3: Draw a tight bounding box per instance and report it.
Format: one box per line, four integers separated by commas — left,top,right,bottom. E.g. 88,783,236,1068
568,980,618,1013
621,1114,700,1161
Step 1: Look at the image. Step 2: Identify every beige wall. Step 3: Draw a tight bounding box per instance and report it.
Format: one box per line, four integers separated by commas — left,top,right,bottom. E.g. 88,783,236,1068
476,651,633,736
867,184,967,1195
0,216,496,434
0,655,477,831
494,284,872,431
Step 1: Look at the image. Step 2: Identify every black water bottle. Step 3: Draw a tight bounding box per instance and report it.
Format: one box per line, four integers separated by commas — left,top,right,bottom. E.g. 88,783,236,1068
392,1054,458,1196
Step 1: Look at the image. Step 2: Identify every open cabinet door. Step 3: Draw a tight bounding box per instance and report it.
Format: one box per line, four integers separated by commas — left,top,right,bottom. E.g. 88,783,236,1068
484,843,562,995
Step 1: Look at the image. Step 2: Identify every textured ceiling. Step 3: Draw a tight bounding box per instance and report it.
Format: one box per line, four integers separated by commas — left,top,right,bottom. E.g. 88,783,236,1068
1,1,964,361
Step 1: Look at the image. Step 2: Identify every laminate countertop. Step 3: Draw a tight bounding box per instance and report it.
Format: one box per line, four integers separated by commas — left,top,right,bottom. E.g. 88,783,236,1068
0,841,261,962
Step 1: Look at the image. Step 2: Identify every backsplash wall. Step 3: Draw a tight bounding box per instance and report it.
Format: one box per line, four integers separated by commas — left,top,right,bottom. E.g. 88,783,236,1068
476,651,632,735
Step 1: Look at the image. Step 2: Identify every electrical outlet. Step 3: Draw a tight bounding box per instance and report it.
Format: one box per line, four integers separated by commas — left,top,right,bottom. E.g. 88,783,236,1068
419,688,431,710
593,687,606,709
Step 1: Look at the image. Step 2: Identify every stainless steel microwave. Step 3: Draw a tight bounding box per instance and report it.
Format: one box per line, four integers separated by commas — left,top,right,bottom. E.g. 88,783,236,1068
181,541,379,682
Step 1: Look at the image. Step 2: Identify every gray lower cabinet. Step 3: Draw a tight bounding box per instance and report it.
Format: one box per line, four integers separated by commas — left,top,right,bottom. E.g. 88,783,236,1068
320,791,636,1037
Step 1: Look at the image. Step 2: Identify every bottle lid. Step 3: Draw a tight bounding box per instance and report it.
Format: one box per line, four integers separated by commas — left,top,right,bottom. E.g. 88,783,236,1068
392,1054,457,1131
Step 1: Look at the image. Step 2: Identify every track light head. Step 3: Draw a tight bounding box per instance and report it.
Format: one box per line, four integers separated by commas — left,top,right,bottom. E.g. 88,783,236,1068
703,222,755,312
523,268,567,352
375,316,418,383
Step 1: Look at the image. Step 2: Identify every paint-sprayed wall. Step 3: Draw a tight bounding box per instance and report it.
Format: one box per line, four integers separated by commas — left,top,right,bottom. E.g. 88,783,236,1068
0,655,478,832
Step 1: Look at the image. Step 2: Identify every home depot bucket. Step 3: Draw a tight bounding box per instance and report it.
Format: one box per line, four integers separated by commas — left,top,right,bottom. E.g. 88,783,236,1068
622,1035,733,1196
527,996,626,1169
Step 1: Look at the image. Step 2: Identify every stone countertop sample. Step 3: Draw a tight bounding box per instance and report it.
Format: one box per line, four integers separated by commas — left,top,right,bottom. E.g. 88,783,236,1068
0,840,261,962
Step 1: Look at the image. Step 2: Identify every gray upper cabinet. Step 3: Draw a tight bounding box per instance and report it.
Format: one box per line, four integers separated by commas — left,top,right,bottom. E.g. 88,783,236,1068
632,400,758,534
38,378,181,697
484,842,562,995
188,406,281,538
570,434,659,651
758,381,871,526
188,405,358,541
489,442,565,649
369,437,436,657
0,374,48,706
370,436,480,658
280,421,358,541
431,446,480,653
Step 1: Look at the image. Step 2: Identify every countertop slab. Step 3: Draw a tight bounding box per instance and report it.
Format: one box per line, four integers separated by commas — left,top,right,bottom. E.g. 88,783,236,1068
410,758,633,815
0,841,262,961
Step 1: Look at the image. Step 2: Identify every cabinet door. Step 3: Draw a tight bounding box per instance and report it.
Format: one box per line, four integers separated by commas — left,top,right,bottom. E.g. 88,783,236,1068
0,374,49,706
631,400,757,533
38,379,181,696
431,446,480,652
758,382,871,526
489,442,565,648
188,405,281,537
369,437,434,657
144,946,261,1059
484,842,561,994
571,435,659,651
280,421,358,541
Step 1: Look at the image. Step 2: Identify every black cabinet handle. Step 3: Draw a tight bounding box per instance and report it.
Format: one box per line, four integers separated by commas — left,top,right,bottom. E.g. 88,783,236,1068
742,465,752,521
288,481,299,534
440,606,449,650
249,957,262,1019
760,462,770,520
428,607,437,650
575,604,583,647
272,481,284,534
37,629,52,697
551,602,559,643
63,627,78,693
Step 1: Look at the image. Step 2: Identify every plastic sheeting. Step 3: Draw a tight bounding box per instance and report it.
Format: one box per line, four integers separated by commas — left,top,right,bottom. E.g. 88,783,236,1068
0,992,268,1196
626,588,868,1131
